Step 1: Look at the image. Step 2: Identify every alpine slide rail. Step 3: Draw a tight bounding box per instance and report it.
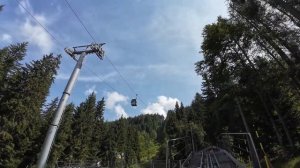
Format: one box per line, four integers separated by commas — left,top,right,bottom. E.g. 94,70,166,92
165,146,246,168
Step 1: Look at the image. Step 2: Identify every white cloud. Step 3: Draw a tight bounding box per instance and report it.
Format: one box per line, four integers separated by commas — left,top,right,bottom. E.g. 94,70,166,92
21,17,53,54
142,96,180,118
114,104,128,118
1,34,12,43
106,91,128,109
84,85,97,96
56,72,117,82
106,91,129,119
18,0,53,53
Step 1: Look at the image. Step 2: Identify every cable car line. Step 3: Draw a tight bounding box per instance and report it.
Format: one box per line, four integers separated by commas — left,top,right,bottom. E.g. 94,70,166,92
63,0,96,42
84,66,118,92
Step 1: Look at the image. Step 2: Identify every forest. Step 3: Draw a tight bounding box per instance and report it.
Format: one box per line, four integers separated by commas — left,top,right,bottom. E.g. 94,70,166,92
1,0,300,167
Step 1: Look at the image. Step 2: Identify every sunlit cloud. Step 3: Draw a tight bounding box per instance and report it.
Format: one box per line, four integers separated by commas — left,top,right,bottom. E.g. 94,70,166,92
106,91,128,109
18,0,54,53
106,91,129,119
114,104,128,118
142,96,180,118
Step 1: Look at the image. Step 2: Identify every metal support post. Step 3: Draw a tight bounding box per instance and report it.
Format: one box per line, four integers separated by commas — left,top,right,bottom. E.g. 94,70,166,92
256,131,272,168
165,137,188,168
190,127,195,152
37,54,85,168
179,160,182,168
235,98,261,168
166,140,168,168
247,133,261,168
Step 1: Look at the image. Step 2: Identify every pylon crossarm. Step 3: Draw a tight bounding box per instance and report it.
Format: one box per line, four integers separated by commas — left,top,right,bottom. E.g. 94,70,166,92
65,43,105,60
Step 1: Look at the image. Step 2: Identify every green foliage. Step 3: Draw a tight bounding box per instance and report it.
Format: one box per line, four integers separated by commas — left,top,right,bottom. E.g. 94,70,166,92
2,2,300,165
72,94,97,161
138,132,159,163
0,43,61,167
273,156,300,168
194,0,300,163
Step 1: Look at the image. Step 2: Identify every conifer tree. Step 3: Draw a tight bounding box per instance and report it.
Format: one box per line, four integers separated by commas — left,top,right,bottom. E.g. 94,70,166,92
0,43,27,167
72,93,97,161
91,98,105,160
116,117,128,159
165,110,180,139
0,43,27,101
0,43,61,167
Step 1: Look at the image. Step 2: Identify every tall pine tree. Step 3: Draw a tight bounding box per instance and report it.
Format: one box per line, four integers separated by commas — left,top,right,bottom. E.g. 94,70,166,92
0,43,61,167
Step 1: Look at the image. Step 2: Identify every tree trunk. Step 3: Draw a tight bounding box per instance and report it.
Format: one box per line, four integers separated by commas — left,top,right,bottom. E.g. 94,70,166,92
232,6,296,69
273,4,300,28
268,96,294,147
255,90,283,146
232,44,283,145
255,38,300,91
233,39,256,70
257,19,300,63
270,0,300,23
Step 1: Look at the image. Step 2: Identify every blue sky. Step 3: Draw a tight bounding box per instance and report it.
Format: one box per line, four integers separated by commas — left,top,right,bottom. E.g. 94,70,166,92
0,0,228,121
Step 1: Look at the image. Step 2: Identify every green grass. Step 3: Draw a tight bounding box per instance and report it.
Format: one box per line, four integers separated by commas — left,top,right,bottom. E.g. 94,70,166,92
272,156,300,168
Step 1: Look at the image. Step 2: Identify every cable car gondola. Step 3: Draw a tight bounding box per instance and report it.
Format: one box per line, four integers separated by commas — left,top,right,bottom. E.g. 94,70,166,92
131,94,137,106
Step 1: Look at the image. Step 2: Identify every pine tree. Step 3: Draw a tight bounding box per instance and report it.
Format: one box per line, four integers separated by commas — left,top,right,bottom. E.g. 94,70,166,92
165,110,180,139
72,93,97,161
91,98,105,160
116,117,128,159
96,123,113,167
125,126,139,166
174,102,180,120
0,43,27,167
0,46,61,167
0,43,27,102
190,93,206,125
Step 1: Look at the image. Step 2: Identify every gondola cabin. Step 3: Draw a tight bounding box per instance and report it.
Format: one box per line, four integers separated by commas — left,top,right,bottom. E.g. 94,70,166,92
131,98,137,106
